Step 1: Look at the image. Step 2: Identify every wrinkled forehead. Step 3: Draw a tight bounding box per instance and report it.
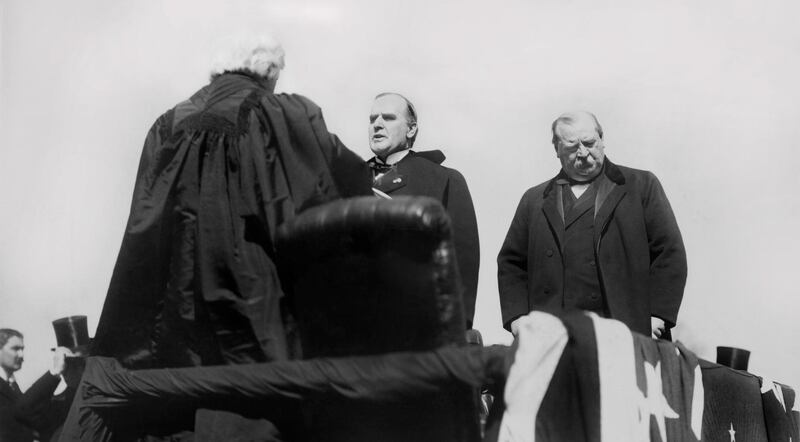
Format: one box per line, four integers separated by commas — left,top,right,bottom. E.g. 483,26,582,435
555,118,601,142
371,94,412,119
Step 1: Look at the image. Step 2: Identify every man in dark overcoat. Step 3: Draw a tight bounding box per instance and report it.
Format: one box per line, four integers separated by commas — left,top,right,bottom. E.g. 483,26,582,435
14,316,91,442
367,93,480,327
0,328,34,442
497,111,686,338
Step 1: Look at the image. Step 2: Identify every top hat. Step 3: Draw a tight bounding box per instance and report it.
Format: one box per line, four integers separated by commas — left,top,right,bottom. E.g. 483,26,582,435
716,346,750,371
52,316,91,353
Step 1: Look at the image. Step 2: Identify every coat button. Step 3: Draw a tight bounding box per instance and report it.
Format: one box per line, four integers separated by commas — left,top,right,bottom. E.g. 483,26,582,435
590,260,596,267
590,292,599,300
546,249,554,257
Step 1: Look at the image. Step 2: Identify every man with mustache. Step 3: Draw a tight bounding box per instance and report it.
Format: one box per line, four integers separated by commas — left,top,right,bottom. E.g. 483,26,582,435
0,328,33,441
0,328,75,442
498,111,687,339
367,93,480,328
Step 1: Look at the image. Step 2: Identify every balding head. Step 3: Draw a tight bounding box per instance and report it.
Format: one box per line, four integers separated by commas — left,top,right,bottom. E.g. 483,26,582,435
368,92,419,159
551,111,603,148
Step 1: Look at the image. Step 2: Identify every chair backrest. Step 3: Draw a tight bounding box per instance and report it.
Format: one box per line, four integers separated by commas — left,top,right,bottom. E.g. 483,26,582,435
276,195,479,442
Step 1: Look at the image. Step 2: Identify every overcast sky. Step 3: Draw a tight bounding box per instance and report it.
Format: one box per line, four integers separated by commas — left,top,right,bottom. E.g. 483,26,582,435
2,0,799,389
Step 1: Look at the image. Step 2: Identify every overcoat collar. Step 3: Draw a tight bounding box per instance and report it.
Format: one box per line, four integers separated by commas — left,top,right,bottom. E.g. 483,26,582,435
541,158,628,248
370,150,446,194
591,159,627,242
542,158,626,198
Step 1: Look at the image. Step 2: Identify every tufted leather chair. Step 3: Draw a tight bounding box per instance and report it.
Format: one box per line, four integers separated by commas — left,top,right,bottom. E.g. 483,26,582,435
276,195,481,442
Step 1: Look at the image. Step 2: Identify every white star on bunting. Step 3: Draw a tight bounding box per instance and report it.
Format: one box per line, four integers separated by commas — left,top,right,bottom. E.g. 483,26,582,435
637,360,679,442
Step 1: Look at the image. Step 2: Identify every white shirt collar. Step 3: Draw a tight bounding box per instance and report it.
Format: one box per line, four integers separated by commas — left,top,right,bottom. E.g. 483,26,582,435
376,149,411,166
0,368,13,383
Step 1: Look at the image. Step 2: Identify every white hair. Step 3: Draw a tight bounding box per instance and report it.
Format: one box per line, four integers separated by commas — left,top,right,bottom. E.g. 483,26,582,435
210,33,285,80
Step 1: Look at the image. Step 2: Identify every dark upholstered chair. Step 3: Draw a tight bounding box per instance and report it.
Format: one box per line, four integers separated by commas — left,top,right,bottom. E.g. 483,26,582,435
276,195,481,442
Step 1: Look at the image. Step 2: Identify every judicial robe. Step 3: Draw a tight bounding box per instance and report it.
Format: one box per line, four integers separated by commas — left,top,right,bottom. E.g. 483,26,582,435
93,73,371,369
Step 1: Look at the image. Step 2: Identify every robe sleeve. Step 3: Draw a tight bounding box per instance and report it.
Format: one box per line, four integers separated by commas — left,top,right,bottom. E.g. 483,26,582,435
92,111,177,365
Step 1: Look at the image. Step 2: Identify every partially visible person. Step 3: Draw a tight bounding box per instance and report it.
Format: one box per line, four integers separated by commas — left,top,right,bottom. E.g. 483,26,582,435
498,111,687,338
15,316,91,442
0,328,34,442
367,93,480,326
91,33,371,439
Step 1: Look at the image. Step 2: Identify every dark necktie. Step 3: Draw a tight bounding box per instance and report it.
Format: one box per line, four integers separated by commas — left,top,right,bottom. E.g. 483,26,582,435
9,379,21,395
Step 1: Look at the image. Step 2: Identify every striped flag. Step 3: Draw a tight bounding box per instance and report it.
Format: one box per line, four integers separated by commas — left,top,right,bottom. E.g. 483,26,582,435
493,311,704,442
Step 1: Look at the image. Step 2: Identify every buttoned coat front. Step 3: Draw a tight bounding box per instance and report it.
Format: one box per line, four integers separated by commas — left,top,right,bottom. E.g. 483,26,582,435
372,151,480,326
497,160,687,336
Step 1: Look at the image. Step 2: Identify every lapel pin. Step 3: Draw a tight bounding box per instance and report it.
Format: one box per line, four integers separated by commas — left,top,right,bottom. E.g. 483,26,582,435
393,178,402,184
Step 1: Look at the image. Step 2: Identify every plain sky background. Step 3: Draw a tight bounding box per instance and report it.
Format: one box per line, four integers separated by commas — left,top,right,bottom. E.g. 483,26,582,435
2,0,799,390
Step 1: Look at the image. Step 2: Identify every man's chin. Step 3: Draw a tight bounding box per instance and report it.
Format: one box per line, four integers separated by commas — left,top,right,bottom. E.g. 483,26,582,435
576,167,600,178
371,145,402,159
369,144,389,157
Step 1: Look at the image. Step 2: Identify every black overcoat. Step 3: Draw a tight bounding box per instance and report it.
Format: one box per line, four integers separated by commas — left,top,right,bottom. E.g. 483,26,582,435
0,378,34,442
372,151,480,326
497,159,687,336
14,371,73,442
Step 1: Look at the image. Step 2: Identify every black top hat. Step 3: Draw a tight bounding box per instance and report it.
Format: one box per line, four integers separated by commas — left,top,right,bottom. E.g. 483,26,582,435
52,316,91,352
716,346,750,371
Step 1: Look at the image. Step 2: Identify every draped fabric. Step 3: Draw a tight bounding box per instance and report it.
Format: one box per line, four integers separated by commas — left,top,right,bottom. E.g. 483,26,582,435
760,379,800,442
488,311,705,442
487,310,798,442
58,347,509,441
700,360,769,441
92,73,371,370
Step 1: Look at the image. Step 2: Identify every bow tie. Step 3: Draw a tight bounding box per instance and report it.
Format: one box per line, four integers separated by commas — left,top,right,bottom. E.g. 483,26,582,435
557,172,601,187
368,159,394,174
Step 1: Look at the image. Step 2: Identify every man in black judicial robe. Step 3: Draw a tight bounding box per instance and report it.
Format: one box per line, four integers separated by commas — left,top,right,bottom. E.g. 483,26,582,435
367,93,480,326
91,35,370,439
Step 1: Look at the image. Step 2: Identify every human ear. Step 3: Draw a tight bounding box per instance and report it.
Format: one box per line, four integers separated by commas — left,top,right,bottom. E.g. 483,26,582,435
406,123,418,139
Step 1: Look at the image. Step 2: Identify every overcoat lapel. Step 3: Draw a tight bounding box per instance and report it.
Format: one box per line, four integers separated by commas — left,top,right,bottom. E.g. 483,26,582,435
542,181,564,252
0,380,18,400
593,180,626,244
373,168,407,193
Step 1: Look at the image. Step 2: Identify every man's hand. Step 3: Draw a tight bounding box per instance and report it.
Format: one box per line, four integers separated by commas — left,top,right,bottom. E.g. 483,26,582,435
50,347,74,376
651,316,666,339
